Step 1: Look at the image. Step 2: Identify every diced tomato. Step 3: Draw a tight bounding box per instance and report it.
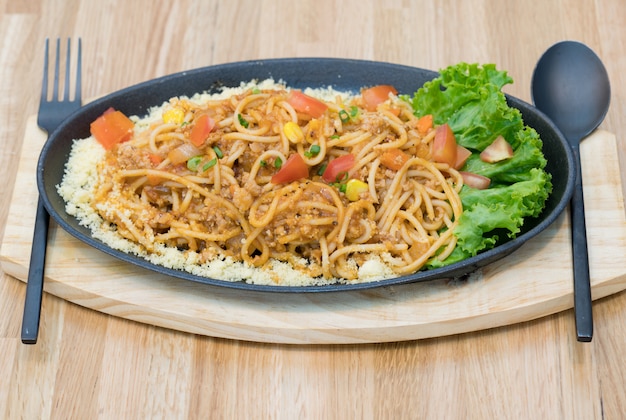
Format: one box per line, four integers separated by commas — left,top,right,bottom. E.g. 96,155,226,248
361,85,398,112
454,145,472,170
480,135,514,163
189,114,216,146
148,153,163,166
322,154,355,183
90,107,134,150
271,153,309,184
461,171,491,190
416,114,433,136
286,90,328,118
432,123,457,167
380,148,410,171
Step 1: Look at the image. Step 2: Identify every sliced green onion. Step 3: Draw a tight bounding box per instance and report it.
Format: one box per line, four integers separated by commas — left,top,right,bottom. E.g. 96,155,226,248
203,158,217,171
330,134,340,139
335,171,349,183
317,163,327,176
187,156,203,171
304,144,321,158
338,109,350,123
349,105,359,118
260,160,267,167
213,146,224,159
332,179,349,192
237,114,249,128
252,87,261,94
274,157,283,169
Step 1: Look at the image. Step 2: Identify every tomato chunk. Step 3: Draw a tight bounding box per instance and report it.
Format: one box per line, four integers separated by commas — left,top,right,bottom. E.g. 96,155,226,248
361,85,398,111
148,153,163,166
454,145,472,170
90,107,134,150
461,171,491,190
380,148,410,170
322,154,356,183
432,123,457,167
190,114,216,146
416,114,433,136
286,90,328,118
271,153,309,184
480,135,514,163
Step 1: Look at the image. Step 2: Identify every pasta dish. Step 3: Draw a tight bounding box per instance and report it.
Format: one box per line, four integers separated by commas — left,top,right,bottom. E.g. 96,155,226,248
62,81,466,284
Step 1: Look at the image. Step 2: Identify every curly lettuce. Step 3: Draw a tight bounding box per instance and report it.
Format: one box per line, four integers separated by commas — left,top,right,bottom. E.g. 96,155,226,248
403,63,553,268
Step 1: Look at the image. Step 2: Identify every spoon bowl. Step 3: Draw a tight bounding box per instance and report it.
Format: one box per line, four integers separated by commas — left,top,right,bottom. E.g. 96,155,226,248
531,40,611,342
532,41,611,143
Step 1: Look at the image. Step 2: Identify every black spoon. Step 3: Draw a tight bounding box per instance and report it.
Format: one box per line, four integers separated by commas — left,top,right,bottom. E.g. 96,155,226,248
531,41,611,342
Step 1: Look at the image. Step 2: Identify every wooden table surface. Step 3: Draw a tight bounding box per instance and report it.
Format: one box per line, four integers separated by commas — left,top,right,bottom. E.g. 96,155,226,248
1,0,625,418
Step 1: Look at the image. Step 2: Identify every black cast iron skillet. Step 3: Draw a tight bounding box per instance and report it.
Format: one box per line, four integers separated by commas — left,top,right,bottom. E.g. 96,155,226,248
37,58,575,293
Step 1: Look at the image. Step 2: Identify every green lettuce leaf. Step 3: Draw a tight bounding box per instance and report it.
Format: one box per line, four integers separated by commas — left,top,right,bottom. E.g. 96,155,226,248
406,63,522,151
403,62,553,269
462,127,547,184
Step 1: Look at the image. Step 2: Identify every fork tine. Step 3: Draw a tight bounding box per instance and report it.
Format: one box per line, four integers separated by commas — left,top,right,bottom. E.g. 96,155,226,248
52,38,60,101
64,38,71,102
76,38,82,103
40,37,82,104
40,38,49,104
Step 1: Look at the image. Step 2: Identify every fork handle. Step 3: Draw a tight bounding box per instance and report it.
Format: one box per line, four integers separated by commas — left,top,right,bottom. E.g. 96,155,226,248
21,196,50,344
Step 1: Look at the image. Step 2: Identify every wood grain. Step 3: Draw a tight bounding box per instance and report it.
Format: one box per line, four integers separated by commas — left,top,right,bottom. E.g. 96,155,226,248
1,0,626,418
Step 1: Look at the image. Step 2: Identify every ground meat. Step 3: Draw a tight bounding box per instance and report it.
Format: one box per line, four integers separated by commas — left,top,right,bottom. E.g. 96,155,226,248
261,185,337,248
143,185,173,208
198,200,241,233
361,113,387,135
115,143,153,169
230,185,254,212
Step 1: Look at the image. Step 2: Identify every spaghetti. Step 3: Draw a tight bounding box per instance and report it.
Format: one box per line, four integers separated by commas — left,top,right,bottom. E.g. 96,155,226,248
64,81,465,284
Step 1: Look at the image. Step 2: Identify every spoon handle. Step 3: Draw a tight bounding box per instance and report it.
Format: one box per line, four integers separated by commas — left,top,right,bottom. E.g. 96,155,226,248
570,145,593,342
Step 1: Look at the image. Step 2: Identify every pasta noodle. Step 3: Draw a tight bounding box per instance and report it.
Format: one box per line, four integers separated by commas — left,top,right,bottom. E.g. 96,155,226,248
61,81,465,285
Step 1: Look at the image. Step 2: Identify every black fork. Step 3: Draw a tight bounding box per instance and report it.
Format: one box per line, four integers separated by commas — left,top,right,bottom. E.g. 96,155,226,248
21,38,82,344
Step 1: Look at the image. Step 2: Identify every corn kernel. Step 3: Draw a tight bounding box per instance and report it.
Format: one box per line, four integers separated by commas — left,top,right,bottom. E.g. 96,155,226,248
283,121,304,144
345,179,368,201
163,107,185,124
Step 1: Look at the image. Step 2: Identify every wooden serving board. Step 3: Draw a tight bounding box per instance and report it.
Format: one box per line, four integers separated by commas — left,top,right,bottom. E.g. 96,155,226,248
2,117,625,344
